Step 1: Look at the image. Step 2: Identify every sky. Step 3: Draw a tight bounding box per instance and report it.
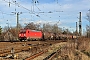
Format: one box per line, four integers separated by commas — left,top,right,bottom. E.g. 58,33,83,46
0,0,90,33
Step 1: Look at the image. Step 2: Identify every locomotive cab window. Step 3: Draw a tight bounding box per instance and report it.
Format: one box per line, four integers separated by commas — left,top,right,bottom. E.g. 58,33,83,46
28,31,29,33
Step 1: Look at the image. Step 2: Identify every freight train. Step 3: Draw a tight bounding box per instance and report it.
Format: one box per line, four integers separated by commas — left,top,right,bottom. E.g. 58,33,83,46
18,29,77,41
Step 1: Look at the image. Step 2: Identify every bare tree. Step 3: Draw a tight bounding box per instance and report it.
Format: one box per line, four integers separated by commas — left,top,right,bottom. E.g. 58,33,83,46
1,23,23,41
52,24,58,33
43,23,52,32
25,22,37,30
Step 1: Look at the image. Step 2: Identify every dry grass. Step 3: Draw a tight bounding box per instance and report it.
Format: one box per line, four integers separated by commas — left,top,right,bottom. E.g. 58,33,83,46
54,38,90,60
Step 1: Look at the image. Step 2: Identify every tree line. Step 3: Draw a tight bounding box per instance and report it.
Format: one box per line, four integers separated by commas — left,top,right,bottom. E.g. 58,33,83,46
0,22,77,41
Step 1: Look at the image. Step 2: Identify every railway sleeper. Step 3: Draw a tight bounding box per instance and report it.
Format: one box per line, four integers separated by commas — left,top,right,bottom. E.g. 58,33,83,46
43,52,57,60
25,49,48,60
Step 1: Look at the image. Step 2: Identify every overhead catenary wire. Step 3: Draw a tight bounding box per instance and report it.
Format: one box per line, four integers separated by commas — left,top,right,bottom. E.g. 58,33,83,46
2,0,62,15
2,0,32,12
1,0,63,23
0,10,14,15
11,0,17,11
35,5,41,11
2,0,45,18
1,0,43,20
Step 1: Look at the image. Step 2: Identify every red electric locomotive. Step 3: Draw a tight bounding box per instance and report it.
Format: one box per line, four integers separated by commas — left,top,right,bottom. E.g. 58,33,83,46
19,29,43,41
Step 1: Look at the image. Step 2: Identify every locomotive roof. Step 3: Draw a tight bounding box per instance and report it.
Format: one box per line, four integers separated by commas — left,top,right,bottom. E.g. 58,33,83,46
20,29,41,32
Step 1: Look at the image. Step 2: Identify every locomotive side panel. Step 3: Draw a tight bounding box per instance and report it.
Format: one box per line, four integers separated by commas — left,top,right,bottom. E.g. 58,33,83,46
28,30,42,40
19,29,43,41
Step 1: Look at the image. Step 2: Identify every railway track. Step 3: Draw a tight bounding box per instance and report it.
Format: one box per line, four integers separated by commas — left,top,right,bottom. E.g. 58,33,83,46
43,47,62,60
0,46,30,57
0,40,67,60
27,42,67,60
0,35,88,60
0,40,56,59
25,49,48,60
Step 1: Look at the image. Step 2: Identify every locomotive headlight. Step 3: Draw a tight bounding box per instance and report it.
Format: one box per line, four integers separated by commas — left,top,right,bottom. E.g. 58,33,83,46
19,34,21,36
24,34,26,36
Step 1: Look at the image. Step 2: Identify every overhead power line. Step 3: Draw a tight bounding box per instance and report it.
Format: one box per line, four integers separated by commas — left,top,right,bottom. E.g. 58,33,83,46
0,10,14,15
2,0,32,12
1,0,63,22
